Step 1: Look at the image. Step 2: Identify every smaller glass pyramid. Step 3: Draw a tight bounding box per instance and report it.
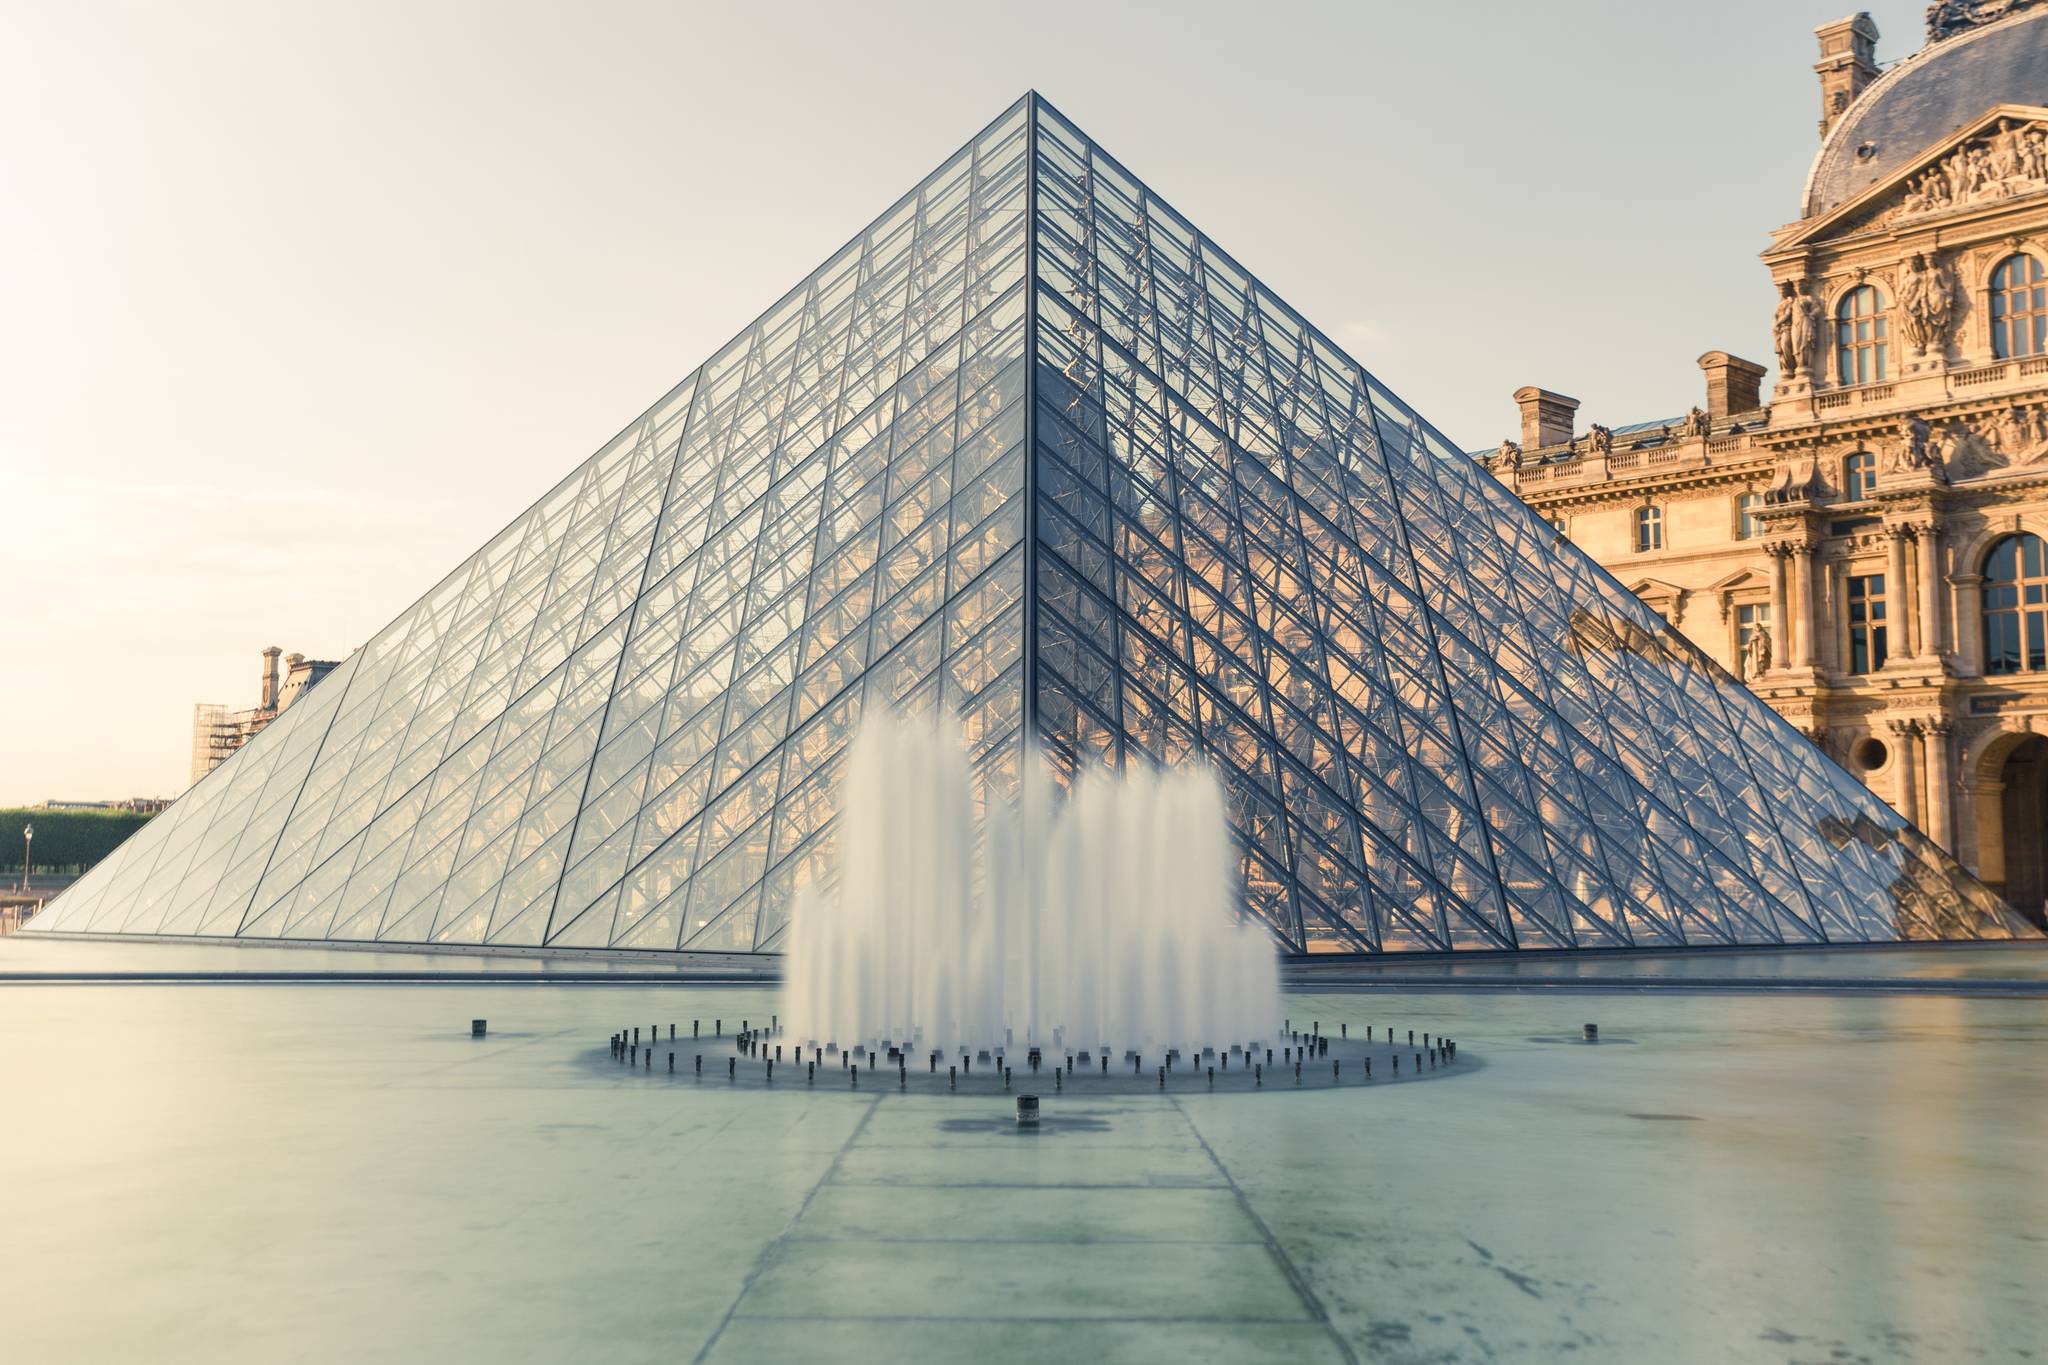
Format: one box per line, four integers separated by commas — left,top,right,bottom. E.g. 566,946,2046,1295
26,94,2039,955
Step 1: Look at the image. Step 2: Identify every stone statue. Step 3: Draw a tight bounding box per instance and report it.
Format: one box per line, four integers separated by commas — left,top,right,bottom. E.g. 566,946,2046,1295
1587,423,1613,457
1927,420,1964,483
1886,413,1950,483
1990,404,2027,459
1773,283,1823,380
1898,252,1957,355
1497,438,1523,469
1990,119,2024,180
1772,283,1800,375
1680,406,1710,438
1742,624,1773,681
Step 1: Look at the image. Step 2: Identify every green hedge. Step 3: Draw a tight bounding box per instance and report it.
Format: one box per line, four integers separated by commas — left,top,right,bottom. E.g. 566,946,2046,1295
0,808,155,874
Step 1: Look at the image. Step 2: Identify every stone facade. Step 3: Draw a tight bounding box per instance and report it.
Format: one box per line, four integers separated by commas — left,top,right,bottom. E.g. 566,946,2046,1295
1485,7,2048,926
189,646,340,785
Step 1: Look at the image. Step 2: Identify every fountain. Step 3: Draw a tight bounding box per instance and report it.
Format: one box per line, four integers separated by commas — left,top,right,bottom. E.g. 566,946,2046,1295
780,711,1282,1058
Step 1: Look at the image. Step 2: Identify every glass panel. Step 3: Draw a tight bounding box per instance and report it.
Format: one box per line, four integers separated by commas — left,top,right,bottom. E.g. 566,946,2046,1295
30,95,2024,959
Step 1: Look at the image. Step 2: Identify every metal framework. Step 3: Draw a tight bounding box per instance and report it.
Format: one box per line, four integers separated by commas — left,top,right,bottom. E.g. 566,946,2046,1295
28,95,2036,954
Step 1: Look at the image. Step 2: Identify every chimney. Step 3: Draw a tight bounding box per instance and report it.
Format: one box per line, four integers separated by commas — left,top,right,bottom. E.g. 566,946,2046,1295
1813,13,1879,139
1512,386,1580,450
260,646,282,712
1697,351,1767,422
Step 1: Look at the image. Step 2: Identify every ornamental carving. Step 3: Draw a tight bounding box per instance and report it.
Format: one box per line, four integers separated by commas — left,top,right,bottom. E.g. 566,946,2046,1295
1927,404,2048,478
1764,454,1829,503
1927,0,2047,43
1892,119,2048,219
1898,252,1959,355
1771,283,1824,380
1883,413,1953,482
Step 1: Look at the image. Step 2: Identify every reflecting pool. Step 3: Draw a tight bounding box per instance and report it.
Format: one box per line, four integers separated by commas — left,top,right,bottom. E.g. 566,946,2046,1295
2,939,2042,1363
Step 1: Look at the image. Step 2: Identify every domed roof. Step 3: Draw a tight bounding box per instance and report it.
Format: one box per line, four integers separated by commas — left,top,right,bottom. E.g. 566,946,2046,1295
1804,6,2048,219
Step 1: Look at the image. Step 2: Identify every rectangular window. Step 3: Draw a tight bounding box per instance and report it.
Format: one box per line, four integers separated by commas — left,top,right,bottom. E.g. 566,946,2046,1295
1635,506,1663,552
1846,574,1888,674
1736,601,1772,678
1737,603,1771,651
1736,493,1763,540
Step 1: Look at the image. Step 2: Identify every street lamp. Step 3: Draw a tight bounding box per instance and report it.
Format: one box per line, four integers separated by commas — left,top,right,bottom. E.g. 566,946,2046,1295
20,823,30,894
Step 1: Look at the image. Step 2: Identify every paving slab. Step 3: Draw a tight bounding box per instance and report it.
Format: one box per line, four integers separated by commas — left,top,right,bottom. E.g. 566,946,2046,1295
705,1316,1348,1363
791,1182,1263,1244
737,1238,1310,1321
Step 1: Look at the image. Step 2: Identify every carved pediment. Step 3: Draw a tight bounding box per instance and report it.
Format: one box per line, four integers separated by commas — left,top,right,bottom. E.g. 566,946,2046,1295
1627,577,1687,624
1784,105,2048,246
1708,567,1767,598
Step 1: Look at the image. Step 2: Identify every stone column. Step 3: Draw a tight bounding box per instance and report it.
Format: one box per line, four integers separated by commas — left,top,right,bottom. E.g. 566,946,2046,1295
1792,544,1816,669
1915,525,1944,661
1819,559,1840,675
1886,527,1913,659
1924,720,1956,852
1767,545,1790,672
1888,719,1922,827
1966,778,2008,886
1953,572,1983,677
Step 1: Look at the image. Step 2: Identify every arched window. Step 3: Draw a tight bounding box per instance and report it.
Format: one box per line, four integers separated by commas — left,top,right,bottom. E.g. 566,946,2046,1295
1842,451,1877,501
1735,492,1764,540
1983,532,2048,675
1991,253,2047,360
1635,504,1663,552
1835,284,1889,386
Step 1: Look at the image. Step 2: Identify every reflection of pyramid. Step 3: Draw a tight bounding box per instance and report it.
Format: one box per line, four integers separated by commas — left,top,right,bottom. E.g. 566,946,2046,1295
28,95,2040,956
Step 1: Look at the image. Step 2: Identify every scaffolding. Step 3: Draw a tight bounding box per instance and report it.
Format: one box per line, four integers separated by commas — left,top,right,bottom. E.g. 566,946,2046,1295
189,703,269,786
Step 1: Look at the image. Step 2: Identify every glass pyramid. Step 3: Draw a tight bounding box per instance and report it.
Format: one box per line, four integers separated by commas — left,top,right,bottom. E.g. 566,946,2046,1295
27,94,2038,955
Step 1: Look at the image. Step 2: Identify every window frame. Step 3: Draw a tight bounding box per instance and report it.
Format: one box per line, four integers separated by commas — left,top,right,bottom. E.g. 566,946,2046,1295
1983,532,2048,676
1990,252,2047,361
1734,599,1772,674
1634,504,1663,553
1834,284,1889,387
1734,491,1764,541
1845,572,1889,674
1842,452,1877,502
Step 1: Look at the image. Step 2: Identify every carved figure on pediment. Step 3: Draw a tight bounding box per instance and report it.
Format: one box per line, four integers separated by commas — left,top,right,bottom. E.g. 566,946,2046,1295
1940,146,1971,203
1899,252,1958,355
1989,120,2019,179
1991,404,2048,464
1680,406,1710,438
2025,126,2048,182
1971,145,2001,199
1936,420,1988,479
1900,172,1939,216
1885,413,1950,483
1587,423,1613,457
1742,624,1772,681
1987,404,2031,462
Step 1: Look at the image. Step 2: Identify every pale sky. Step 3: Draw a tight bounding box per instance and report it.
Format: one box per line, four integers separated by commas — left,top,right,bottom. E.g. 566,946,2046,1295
0,0,1933,803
